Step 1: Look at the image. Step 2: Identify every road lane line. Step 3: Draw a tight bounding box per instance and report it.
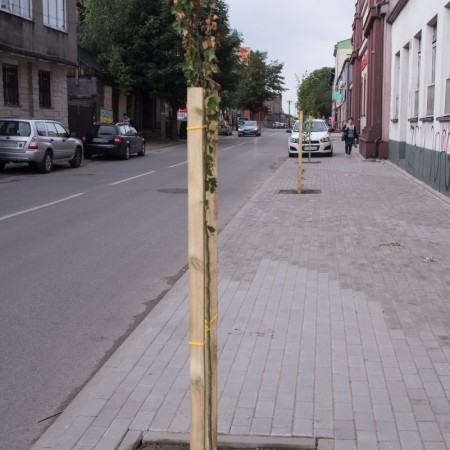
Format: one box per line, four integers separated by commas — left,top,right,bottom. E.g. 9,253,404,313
222,146,234,151
0,193,85,222
110,171,156,185
169,161,187,168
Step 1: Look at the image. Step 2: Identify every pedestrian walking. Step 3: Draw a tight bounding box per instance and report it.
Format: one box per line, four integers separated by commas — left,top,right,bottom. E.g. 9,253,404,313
342,117,358,157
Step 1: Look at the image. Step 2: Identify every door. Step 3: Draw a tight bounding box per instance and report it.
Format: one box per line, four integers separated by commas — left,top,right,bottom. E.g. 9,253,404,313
54,122,74,159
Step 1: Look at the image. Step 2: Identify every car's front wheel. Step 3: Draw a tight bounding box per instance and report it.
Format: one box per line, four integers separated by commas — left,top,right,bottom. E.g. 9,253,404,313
0,162,6,171
39,151,53,173
70,148,82,168
138,141,146,156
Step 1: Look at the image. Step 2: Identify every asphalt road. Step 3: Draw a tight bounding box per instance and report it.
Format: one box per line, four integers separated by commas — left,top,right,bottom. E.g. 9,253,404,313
0,129,287,450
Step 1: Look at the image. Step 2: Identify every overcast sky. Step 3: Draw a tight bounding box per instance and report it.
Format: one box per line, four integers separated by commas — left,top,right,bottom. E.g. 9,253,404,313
226,0,356,114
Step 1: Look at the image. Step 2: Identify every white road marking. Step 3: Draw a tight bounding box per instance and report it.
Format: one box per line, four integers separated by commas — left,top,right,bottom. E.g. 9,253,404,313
110,171,156,185
222,146,234,151
169,161,188,168
0,193,85,222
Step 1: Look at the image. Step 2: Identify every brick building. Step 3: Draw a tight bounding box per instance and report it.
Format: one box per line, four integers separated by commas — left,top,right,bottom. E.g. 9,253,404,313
351,0,392,158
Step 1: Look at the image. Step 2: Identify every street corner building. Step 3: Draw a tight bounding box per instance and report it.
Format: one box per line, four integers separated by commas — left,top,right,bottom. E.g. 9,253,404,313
0,0,77,127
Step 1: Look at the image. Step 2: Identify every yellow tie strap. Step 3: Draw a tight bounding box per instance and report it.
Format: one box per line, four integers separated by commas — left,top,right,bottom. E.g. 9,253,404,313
188,341,205,347
186,125,207,131
205,314,218,333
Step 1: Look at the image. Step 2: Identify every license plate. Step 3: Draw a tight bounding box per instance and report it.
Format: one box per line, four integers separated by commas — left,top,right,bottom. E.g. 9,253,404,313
93,138,108,143
303,145,319,151
0,140,21,148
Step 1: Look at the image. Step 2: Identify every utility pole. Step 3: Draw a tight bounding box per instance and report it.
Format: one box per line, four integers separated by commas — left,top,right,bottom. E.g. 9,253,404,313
287,100,293,128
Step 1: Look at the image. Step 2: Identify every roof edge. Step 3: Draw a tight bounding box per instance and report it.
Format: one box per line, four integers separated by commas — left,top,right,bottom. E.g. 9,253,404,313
387,0,409,24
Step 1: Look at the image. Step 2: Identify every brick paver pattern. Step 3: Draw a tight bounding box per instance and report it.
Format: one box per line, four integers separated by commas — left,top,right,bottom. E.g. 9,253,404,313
33,137,450,450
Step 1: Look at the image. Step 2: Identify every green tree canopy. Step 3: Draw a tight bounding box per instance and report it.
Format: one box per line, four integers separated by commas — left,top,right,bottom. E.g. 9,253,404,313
297,67,333,118
236,50,285,115
79,0,242,116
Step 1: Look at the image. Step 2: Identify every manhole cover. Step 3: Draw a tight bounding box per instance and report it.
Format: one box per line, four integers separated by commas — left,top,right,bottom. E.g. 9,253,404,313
277,189,322,194
157,188,188,194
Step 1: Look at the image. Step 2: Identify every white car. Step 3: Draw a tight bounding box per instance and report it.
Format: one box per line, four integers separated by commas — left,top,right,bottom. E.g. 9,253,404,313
288,119,333,157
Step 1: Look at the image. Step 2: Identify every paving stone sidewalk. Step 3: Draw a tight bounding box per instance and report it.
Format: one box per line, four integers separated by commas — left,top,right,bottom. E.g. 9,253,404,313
33,138,450,450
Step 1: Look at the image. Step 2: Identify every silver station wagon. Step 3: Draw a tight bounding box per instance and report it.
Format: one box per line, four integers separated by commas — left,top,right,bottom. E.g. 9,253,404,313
0,119,83,173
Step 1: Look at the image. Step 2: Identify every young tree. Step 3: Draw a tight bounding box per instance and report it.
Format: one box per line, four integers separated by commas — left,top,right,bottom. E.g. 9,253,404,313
297,67,333,118
236,50,285,117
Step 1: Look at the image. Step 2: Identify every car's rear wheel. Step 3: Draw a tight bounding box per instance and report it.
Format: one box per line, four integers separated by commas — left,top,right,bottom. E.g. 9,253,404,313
122,145,130,160
39,151,53,173
138,141,146,156
0,162,6,171
70,148,82,168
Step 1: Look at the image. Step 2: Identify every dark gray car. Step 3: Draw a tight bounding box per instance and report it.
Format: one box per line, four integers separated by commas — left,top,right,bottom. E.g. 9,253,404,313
0,119,83,173
238,120,261,137
82,123,146,160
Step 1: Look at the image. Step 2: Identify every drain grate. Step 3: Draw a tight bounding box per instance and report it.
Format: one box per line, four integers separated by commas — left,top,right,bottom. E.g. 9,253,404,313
278,189,322,195
140,431,334,450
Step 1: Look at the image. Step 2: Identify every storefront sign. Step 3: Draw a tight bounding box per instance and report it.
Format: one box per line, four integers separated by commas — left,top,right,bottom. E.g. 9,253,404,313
99,108,113,123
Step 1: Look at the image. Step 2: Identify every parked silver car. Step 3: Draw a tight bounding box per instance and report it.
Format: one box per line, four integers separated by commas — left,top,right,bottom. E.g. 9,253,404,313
0,119,83,173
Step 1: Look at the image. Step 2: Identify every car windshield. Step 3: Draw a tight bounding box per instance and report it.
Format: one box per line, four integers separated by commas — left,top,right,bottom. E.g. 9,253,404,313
293,121,327,133
0,120,31,137
89,125,117,135
243,121,257,127
306,121,327,132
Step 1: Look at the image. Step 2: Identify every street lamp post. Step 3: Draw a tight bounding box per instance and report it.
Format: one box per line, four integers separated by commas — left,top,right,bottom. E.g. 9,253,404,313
287,100,292,128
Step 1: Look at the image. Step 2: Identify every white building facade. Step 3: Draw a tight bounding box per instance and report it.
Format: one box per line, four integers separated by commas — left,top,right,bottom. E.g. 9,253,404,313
388,0,450,194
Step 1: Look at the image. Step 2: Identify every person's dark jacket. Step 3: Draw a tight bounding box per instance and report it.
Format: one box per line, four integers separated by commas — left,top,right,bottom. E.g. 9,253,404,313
342,123,359,139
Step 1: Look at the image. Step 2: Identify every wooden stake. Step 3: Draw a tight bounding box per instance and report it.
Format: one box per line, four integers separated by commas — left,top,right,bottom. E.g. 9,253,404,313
187,87,206,450
205,123,218,450
297,110,303,194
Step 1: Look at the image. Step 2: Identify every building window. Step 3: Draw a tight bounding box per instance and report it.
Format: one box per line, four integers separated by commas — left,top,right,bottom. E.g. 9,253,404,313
445,78,450,116
42,0,66,30
426,19,437,117
412,33,421,117
393,52,400,119
362,74,367,117
38,70,51,108
1,0,31,18
3,65,19,106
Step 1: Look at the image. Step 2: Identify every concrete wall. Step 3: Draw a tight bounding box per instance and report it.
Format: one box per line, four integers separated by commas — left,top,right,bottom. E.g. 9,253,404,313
0,2,77,65
0,56,69,126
